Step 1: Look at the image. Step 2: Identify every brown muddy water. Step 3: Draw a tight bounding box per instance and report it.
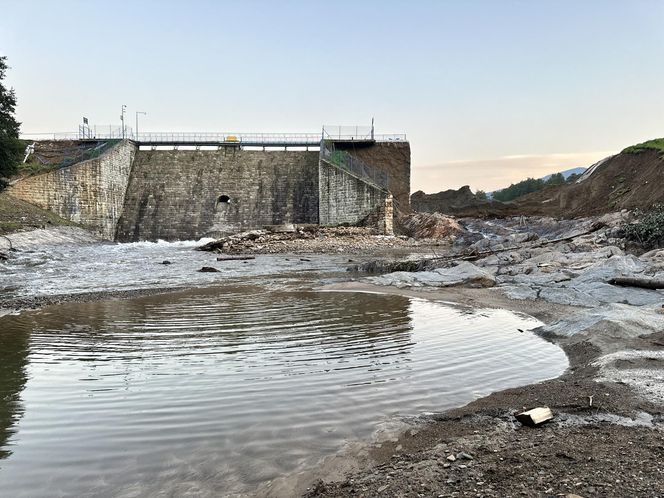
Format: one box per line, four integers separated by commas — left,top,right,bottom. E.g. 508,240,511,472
0,285,567,497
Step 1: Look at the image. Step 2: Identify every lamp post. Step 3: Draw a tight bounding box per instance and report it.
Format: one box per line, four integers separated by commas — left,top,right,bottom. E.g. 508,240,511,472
120,104,127,139
135,111,147,141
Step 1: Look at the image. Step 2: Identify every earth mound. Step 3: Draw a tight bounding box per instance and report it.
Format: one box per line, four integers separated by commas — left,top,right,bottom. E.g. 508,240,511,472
413,139,664,218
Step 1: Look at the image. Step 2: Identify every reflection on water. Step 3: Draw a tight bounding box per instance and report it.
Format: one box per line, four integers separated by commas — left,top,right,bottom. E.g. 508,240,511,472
0,328,28,460
0,286,567,497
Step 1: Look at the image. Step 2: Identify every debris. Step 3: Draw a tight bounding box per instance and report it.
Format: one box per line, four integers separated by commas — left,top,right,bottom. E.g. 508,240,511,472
216,256,256,261
607,276,664,290
396,212,465,239
515,407,554,427
457,452,474,460
198,266,220,273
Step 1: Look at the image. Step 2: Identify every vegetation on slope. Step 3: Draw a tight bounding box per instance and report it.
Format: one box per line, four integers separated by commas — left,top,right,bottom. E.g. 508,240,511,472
622,204,664,249
0,192,75,235
492,172,577,202
622,138,664,156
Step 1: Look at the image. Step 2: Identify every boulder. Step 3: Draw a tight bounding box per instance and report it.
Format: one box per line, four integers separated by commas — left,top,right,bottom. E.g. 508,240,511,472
370,262,496,289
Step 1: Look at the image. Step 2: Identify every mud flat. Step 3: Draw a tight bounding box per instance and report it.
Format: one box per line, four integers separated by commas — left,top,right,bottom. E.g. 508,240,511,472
305,214,664,498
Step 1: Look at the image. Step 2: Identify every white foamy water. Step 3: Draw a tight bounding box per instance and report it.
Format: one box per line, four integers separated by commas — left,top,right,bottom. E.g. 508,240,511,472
0,237,348,300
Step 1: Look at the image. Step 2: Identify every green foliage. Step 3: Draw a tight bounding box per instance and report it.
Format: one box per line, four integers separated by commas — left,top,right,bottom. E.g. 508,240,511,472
475,189,487,200
566,172,581,183
492,171,575,202
622,204,664,249
0,56,22,187
492,177,544,202
546,172,565,185
622,138,664,156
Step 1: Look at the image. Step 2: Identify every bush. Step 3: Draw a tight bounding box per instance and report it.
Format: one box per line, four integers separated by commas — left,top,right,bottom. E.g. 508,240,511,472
622,204,664,249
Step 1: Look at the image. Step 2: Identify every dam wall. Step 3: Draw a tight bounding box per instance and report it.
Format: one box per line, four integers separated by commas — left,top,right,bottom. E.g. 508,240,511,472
318,157,390,229
115,149,319,242
8,140,136,239
9,136,409,241
335,142,410,211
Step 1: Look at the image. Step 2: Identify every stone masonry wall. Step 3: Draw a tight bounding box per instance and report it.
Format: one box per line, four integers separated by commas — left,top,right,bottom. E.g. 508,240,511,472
8,140,136,240
335,142,410,211
116,149,319,242
318,158,389,228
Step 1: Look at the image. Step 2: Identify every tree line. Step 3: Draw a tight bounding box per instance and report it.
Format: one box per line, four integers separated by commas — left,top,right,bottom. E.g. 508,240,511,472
479,171,581,202
0,56,24,190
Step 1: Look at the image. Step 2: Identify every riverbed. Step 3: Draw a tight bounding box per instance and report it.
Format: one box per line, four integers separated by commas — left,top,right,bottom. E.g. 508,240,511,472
0,236,568,497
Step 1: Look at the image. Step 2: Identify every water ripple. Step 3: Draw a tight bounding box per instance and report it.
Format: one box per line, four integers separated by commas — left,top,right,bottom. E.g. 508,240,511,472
0,287,567,497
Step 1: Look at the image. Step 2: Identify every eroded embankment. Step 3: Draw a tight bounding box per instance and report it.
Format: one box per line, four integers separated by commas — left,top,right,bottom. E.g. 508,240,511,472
306,213,664,498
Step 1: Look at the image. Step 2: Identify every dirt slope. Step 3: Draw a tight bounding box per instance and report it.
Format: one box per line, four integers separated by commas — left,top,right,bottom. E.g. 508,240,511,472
412,143,664,218
515,148,664,216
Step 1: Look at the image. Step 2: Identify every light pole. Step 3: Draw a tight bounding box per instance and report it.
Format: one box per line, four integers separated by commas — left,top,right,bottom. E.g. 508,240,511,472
135,111,147,141
120,104,127,139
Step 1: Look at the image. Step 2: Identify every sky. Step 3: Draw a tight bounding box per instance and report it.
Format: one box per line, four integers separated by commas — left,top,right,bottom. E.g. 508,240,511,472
2,0,663,192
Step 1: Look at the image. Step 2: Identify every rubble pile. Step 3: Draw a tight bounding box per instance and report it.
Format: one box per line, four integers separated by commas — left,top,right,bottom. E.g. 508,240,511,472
198,226,422,255
396,212,465,239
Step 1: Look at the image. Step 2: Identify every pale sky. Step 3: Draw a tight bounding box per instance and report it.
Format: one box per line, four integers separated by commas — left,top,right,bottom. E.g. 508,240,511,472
2,0,663,192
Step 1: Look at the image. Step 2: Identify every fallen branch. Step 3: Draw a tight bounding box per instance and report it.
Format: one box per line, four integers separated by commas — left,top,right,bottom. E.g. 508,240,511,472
608,277,664,290
216,256,256,261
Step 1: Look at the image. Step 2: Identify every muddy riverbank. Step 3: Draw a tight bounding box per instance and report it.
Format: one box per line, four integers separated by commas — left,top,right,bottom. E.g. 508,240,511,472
302,214,664,498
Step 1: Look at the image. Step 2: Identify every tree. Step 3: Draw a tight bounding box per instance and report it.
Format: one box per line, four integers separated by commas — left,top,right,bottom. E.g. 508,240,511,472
545,172,565,185
492,177,544,202
475,189,487,200
0,56,23,189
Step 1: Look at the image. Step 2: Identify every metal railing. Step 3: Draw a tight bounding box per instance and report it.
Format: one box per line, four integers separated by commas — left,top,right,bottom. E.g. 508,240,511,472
21,128,407,144
320,143,389,190
322,125,406,142
133,132,322,145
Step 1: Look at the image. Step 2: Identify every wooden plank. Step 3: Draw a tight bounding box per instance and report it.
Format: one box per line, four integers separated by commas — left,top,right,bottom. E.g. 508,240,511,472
515,407,553,427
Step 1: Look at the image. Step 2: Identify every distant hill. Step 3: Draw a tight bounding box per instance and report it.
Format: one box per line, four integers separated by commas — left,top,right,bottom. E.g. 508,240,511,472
487,166,587,198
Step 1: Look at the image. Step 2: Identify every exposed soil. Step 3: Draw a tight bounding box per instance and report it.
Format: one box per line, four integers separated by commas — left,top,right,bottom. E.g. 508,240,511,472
412,148,664,219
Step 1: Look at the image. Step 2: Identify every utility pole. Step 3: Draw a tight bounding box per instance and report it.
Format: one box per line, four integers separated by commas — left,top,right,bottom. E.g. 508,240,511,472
120,104,127,139
135,111,147,141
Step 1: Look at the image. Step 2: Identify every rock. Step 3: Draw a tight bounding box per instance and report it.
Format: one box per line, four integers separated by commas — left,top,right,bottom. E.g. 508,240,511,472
198,266,220,273
457,452,474,460
446,454,456,462
508,232,539,244
370,262,496,289
161,260,172,265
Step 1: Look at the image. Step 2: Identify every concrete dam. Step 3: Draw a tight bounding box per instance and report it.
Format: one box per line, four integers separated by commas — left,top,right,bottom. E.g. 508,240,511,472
9,134,410,241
